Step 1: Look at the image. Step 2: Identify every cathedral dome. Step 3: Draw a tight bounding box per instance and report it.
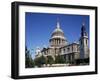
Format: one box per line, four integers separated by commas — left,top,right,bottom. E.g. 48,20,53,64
53,27,63,34
51,20,66,40
49,19,68,47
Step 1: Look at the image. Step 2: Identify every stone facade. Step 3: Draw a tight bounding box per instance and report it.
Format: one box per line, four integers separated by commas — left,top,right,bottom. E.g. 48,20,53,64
35,20,89,64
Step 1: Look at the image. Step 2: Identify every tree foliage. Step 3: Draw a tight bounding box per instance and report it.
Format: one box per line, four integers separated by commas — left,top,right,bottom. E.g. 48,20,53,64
55,55,66,64
25,46,34,68
34,55,46,67
46,56,54,65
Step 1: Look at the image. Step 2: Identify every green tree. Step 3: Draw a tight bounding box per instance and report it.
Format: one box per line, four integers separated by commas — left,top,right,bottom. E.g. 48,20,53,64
25,46,34,68
47,56,54,66
55,55,66,64
34,55,46,67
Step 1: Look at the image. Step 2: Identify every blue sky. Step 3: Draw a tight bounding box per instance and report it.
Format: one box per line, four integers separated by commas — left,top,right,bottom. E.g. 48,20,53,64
25,12,89,58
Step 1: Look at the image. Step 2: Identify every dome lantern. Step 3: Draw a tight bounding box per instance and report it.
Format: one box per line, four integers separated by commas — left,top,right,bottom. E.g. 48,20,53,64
56,18,60,29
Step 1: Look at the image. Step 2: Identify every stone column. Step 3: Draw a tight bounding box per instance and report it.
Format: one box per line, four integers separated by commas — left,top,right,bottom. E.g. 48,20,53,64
59,39,60,45
59,39,60,44
56,39,58,45
58,39,59,45
61,39,62,45
60,39,61,45
56,39,57,45
55,39,56,45
62,39,63,45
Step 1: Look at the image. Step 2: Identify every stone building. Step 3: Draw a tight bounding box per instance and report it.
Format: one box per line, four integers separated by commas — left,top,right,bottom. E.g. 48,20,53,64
35,20,89,64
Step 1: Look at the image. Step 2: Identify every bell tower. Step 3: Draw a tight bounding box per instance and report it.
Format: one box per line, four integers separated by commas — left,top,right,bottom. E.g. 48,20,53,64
79,22,89,59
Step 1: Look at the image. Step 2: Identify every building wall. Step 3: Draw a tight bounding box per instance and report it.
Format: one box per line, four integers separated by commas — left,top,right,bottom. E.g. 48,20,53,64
39,43,80,62
79,37,89,59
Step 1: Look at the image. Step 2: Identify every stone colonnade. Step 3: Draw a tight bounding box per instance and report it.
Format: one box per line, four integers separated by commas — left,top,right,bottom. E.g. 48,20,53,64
51,39,66,46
